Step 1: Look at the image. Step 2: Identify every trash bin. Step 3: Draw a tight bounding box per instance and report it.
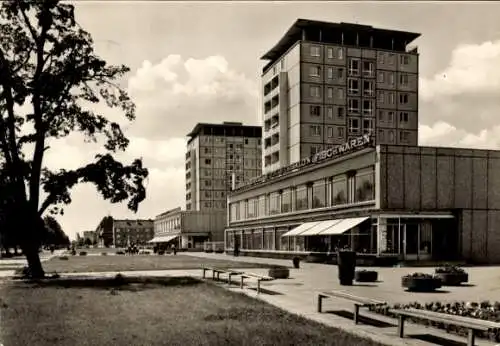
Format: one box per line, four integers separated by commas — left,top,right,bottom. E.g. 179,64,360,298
337,250,356,285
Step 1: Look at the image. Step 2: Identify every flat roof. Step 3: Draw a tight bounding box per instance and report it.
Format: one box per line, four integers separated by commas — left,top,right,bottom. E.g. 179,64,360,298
187,122,262,140
261,18,421,62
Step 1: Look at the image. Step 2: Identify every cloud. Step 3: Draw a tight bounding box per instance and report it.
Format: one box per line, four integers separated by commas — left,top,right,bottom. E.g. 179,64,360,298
126,55,260,140
419,121,500,149
419,39,500,134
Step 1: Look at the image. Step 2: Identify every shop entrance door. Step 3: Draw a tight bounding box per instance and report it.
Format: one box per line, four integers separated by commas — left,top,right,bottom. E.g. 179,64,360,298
404,224,419,260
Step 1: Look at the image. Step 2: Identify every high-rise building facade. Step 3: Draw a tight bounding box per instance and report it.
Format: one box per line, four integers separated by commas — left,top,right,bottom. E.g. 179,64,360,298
261,19,420,174
185,122,262,211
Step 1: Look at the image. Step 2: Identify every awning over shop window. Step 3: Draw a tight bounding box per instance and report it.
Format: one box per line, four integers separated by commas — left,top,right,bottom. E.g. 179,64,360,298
282,222,321,237
148,235,179,243
298,219,344,236
317,217,369,236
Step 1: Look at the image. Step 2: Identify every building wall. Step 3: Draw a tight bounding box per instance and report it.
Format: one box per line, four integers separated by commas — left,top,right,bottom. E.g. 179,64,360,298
113,219,154,248
182,210,227,242
379,145,500,263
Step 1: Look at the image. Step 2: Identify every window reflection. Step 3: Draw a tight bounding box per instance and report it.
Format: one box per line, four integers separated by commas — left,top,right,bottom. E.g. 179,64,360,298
269,192,280,215
355,172,375,202
281,189,292,213
312,180,326,208
332,178,347,205
295,185,308,211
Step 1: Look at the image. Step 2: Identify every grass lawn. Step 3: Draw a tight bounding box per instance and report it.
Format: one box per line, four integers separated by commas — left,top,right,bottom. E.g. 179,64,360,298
0,277,384,346
41,254,273,273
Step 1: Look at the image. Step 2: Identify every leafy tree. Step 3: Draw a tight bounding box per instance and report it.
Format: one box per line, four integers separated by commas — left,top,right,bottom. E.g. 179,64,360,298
0,1,148,278
43,215,70,247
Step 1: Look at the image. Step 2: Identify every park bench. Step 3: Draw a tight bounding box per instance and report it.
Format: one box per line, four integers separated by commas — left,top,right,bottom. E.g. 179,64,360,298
240,272,274,294
317,290,386,324
391,307,500,346
201,266,242,286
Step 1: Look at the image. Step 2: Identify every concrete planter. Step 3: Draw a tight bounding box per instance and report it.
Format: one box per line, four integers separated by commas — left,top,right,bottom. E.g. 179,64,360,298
355,270,378,282
434,272,468,286
268,267,290,279
402,275,442,292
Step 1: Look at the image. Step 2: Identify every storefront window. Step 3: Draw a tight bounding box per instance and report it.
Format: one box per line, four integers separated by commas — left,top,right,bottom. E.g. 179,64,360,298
269,192,280,215
263,229,275,250
242,230,253,249
281,189,292,213
295,185,308,211
276,228,289,250
247,198,257,219
226,231,235,249
258,195,266,217
331,178,347,205
312,179,327,208
295,236,305,251
253,229,263,249
355,171,375,202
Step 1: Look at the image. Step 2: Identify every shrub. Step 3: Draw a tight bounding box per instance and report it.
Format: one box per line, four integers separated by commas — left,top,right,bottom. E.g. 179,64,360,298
401,272,442,292
79,251,87,256
435,264,466,274
101,252,108,256
59,256,69,260
116,250,125,255
158,250,165,255
268,266,290,279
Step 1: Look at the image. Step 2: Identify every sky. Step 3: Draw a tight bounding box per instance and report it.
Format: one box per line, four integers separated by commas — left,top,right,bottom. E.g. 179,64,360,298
37,1,500,240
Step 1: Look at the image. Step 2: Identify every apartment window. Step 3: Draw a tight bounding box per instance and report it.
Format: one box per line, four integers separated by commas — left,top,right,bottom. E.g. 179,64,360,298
377,71,385,83
337,88,345,100
378,129,385,141
348,99,359,113
310,45,320,57
310,85,321,98
327,47,333,59
399,93,409,104
400,131,410,143
377,90,384,103
400,73,409,86
310,125,321,136
399,111,409,123
327,126,334,137
337,127,345,138
363,80,374,96
388,130,395,142
363,119,374,134
389,92,396,104
204,158,211,165
362,100,373,115
348,78,360,95
327,67,333,79
363,61,374,77
348,118,360,134
400,55,409,65
310,105,321,116
337,68,344,79
204,180,211,187
337,107,345,118
389,72,395,86
348,58,360,76
204,147,210,154
327,87,333,98
327,106,334,119
310,145,322,156
378,52,385,64
378,110,385,121
337,47,344,59
310,65,321,77
387,111,395,123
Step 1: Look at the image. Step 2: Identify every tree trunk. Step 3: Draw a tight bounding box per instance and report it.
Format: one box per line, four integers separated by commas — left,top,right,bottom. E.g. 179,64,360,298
22,243,45,279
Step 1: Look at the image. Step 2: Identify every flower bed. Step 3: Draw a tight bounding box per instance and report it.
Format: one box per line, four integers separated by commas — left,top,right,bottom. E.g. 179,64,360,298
355,270,378,282
435,265,469,286
369,301,500,342
402,273,442,292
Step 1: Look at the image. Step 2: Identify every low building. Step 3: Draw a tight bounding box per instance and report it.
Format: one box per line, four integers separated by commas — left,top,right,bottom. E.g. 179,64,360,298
82,231,97,245
226,134,500,264
95,216,154,248
150,207,226,250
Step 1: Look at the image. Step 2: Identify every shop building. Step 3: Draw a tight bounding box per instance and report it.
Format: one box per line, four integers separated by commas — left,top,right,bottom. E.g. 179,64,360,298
95,216,154,248
150,207,226,250
226,135,500,264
